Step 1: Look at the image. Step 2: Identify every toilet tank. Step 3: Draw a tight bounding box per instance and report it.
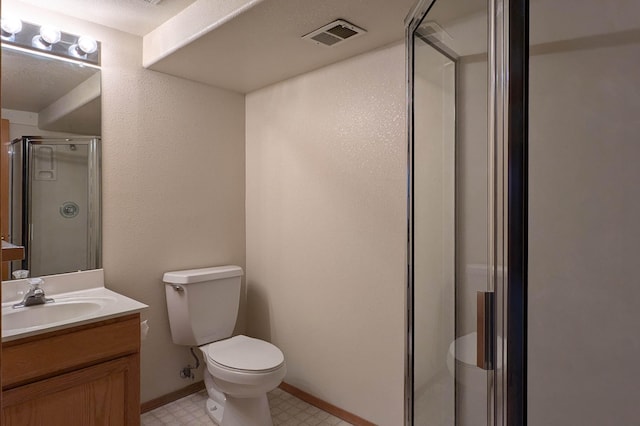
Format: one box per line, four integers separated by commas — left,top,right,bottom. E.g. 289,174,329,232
163,265,243,346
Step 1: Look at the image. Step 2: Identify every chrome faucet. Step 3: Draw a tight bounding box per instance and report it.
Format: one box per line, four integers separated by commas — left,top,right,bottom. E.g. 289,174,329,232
13,278,54,309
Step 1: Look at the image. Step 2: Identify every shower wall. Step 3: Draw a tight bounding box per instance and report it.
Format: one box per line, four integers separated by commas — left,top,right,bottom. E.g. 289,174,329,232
412,36,455,426
528,24,640,426
456,57,488,337
29,143,89,276
455,56,489,426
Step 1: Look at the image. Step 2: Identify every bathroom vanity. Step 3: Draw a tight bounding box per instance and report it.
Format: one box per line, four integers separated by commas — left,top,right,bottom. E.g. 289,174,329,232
1,270,147,425
2,314,140,424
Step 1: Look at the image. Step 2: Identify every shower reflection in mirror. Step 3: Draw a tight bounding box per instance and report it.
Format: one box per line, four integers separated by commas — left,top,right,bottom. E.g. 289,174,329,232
8,137,101,278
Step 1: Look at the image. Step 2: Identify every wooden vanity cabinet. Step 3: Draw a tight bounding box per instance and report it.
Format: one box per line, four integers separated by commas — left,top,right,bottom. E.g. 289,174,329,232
1,313,141,425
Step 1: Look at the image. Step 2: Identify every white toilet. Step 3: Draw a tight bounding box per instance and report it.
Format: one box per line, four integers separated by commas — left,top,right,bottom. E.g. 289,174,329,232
163,265,286,426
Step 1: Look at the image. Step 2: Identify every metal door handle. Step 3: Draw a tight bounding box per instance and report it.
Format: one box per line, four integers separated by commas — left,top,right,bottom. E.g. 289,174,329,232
477,291,495,370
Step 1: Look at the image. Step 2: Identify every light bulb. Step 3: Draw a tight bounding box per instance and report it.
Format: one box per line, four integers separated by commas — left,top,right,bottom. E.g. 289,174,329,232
77,36,97,54
40,26,61,44
1,17,22,40
69,35,98,58
32,25,61,50
1,16,22,35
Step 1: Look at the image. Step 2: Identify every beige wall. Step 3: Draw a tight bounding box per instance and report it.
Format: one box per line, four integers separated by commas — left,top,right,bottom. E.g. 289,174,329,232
245,43,406,425
101,36,246,403
4,2,246,402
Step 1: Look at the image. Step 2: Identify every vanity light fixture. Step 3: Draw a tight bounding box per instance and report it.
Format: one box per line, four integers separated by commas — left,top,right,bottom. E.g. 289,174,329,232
0,16,23,41
0,18,100,65
32,25,61,50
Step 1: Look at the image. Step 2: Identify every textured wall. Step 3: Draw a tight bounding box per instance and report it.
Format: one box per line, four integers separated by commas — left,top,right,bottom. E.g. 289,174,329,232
100,33,246,403
245,43,406,426
5,2,246,402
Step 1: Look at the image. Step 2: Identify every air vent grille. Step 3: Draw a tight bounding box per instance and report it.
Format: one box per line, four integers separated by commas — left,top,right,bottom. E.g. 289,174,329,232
302,19,366,47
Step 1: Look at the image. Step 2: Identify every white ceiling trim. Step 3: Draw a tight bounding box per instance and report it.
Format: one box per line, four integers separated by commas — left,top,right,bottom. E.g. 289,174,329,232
143,0,263,67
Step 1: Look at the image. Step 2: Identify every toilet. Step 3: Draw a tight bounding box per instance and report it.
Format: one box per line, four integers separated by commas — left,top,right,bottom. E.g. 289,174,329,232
163,265,286,426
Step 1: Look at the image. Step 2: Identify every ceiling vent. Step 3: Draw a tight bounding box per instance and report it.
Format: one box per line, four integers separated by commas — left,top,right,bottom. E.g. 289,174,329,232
142,0,163,5
302,19,366,47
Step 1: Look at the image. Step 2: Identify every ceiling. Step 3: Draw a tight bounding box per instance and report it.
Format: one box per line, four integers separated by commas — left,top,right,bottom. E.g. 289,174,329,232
1,0,421,133
4,0,638,135
14,0,198,36
1,50,96,112
144,0,418,93
8,0,640,97
1,48,102,135
7,0,419,93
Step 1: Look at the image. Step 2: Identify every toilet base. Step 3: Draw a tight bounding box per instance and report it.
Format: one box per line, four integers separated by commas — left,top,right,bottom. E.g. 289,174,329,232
206,394,273,426
206,398,225,425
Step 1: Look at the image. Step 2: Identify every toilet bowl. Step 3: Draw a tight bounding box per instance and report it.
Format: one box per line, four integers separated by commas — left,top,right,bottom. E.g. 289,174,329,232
446,331,504,395
163,266,286,426
201,335,286,426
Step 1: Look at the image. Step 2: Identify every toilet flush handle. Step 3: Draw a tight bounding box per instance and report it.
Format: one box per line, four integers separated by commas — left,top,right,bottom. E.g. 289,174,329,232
171,285,184,292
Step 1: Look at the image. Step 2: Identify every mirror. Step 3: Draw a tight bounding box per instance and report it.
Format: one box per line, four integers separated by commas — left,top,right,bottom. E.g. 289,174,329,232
1,46,101,280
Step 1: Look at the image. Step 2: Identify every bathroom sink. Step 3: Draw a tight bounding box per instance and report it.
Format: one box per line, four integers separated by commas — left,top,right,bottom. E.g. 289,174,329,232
1,270,148,342
2,299,109,332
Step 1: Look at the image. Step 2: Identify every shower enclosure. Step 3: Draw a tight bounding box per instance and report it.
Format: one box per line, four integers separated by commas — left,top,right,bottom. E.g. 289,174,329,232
8,137,101,277
407,0,526,424
407,0,640,425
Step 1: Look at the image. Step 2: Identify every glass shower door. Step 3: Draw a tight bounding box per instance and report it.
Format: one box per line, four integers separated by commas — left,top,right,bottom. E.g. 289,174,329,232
407,0,504,424
411,23,457,426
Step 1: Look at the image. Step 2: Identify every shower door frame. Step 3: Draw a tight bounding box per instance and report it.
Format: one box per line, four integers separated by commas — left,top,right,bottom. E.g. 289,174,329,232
405,0,528,424
502,0,527,424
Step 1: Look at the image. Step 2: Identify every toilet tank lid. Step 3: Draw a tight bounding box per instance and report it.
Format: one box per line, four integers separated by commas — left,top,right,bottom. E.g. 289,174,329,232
163,265,243,284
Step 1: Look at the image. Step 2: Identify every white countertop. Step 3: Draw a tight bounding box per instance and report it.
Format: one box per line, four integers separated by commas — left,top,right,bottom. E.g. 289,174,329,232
2,269,148,342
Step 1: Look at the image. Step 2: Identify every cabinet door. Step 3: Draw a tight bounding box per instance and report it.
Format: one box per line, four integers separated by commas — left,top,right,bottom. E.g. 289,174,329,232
2,355,140,426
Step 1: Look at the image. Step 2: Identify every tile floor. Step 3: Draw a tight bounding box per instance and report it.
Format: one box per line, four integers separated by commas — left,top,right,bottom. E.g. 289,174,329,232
141,387,354,426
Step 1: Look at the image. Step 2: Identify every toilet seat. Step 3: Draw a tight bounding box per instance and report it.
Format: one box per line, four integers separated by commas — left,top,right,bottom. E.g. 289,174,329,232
203,335,284,373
